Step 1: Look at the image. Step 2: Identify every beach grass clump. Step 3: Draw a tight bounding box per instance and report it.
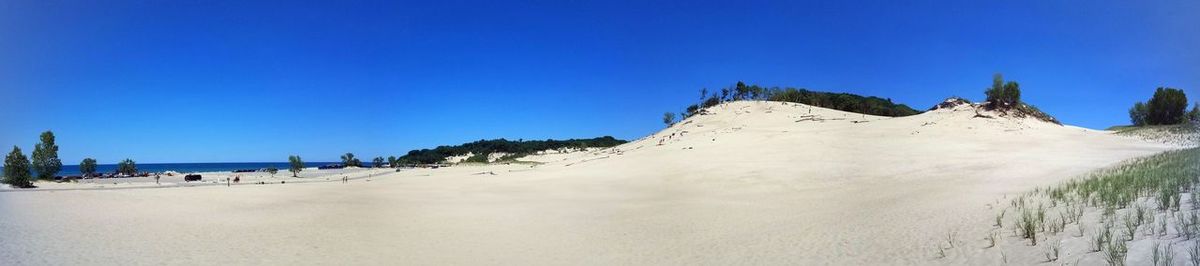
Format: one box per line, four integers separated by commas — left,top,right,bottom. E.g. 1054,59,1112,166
1017,208,1040,245
1103,236,1128,266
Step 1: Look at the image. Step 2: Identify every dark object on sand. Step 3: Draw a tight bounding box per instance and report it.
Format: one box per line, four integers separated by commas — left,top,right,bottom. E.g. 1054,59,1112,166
184,174,202,182
318,164,345,170
232,169,257,173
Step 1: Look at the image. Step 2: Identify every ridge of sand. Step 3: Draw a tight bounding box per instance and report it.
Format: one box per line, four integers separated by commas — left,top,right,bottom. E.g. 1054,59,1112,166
0,101,1176,265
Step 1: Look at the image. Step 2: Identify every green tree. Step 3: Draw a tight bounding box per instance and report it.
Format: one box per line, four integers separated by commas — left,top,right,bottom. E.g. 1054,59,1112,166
1147,87,1188,125
1129,101,1149,126
288,155,304,177
116,158,137,176
372,156,384,168
31,131,62,180
734,81,748,100
662,112,676,127
387,156,398,168
79,158,98,177
341,153,356,167
984,73,1021,109
3,146,33,188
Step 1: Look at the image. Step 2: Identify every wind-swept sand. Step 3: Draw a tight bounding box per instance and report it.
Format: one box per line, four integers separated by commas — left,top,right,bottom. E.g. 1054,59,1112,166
0,101,1176,265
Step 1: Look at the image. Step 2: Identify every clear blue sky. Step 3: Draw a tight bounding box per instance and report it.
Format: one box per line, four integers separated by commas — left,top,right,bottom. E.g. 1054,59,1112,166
1,1,1197,163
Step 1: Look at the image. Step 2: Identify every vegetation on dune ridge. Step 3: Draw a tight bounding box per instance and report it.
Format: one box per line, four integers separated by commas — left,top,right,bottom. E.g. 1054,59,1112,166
1130,87,1193,126
676,81,921,119
674,74,1064,125
397,136,627,164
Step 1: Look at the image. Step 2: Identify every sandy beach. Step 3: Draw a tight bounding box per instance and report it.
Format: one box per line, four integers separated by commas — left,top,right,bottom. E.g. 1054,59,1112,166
0,101,1180,265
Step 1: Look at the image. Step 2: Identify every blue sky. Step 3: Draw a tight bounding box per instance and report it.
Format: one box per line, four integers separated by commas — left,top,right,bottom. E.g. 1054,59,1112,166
1,1,1197,163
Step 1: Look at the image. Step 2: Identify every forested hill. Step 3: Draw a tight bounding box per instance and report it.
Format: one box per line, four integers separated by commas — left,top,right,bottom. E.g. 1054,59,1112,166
398,136,627,164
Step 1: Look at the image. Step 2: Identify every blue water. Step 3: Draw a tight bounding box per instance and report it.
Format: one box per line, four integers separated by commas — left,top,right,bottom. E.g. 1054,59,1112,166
2,162,339,176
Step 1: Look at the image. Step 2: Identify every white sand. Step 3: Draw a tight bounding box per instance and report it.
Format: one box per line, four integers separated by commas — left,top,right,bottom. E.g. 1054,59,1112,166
0,101,1175,265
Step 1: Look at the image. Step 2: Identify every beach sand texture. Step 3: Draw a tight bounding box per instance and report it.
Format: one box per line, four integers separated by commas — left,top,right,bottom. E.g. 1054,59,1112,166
0,101,1175,265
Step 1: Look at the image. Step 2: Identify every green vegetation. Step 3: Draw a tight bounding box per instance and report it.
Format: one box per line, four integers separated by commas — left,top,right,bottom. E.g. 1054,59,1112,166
341,153,361,167
116,158,137,176
3,146,33,188
679,81,921,118
372,156,384,168
31,131,62,180
288,155,303,177
266,165,278,176
662,112,675,127
984,73,1021,109
387,156,398,168
79,158,97,177
398,136,627,164
1131,87,1190,126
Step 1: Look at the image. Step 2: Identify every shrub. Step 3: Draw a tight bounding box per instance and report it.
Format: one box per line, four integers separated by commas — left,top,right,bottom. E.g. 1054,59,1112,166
464,153,489,163
662,112,676,127
116,158,137,176
3,146,33,188
288,155,303,177
372,157,384,168
1130,102,1149,126
985,73,1022,109
31,131,62,180
387,156,398,168
266,166,278,176
79,158,97,177
341,153,358,167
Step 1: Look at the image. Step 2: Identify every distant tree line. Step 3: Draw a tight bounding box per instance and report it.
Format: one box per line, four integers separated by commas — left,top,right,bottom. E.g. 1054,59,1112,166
675,81,921,120
397,136,627,164
1129,87,1193,126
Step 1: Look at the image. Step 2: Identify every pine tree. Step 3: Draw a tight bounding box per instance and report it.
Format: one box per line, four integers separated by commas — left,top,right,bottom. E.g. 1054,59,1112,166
31,131,62,180
3,146,33,188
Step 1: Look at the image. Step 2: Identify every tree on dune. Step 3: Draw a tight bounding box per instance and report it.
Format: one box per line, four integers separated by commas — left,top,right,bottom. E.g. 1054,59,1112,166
1147,87,1188,125
1129,102,1149,126
31,130,62,180
372,157,384,168
387,156,398,168
79,158,98,177
984,73,1021,109
3,146,34,188
288,155,304,177
662,112,676,127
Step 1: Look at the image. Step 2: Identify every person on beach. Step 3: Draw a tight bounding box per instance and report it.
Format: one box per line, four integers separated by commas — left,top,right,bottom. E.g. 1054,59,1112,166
155,175,160,185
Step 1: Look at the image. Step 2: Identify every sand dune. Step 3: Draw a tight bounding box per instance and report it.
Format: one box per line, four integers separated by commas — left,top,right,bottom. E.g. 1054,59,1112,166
0,101,1175,265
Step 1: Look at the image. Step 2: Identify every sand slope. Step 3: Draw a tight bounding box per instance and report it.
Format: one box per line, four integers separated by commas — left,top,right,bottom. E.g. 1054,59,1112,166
0,101,1174,265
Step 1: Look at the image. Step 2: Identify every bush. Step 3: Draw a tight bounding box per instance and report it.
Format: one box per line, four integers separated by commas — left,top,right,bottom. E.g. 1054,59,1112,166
662,112,675,127
31,131,62,180
464,153,489,163
372,157,384,168
984,73,1021,109
1130,102,1149,126
79,158,97,177
3,146,33,188
387,156,398,168
116,158,137,176
341,153,360,167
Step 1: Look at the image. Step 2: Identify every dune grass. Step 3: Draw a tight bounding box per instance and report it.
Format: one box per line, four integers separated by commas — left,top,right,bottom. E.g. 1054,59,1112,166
980,148,1199,264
